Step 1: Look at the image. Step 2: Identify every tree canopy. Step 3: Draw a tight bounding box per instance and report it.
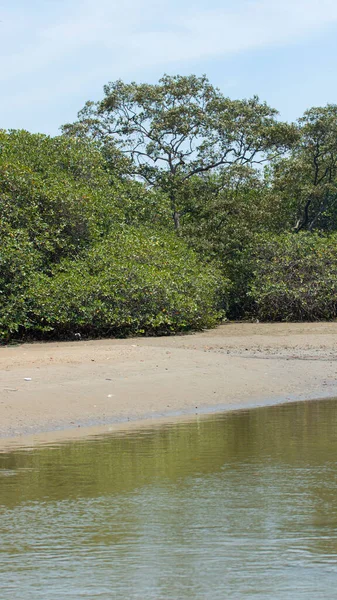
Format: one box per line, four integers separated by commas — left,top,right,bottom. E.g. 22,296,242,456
272,105,337,232
63,74,297,231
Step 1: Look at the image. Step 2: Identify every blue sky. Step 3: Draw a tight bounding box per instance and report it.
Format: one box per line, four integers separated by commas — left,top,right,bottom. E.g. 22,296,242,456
1,0,337,135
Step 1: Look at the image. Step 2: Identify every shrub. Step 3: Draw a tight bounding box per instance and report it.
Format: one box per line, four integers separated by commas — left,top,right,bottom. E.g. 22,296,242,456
0,130,125,266
0,228,42,340
248,232,337,321
1,227,227,340
0,130,228,341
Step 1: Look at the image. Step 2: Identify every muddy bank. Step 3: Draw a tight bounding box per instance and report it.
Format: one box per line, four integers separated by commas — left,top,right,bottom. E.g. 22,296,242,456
1,322,337,445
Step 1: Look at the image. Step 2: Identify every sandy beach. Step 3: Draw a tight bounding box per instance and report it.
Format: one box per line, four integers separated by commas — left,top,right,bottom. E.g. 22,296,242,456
1,322,337,445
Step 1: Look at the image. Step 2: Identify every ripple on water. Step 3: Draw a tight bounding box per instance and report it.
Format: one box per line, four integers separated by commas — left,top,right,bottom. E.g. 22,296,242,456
1,398,337,599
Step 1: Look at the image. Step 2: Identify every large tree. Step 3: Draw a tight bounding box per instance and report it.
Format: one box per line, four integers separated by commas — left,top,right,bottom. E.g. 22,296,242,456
273,104,337,232
62,74,297,232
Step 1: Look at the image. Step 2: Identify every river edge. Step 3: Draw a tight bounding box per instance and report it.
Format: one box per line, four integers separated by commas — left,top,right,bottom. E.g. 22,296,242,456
1,322,337,450
1,390,337,452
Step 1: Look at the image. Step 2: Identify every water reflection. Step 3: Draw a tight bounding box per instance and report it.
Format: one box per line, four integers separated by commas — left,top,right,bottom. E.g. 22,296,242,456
1,399,337,599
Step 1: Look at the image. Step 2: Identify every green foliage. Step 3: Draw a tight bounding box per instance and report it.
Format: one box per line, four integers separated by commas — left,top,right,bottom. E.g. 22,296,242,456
179,167,285,316
0,129,226,341
248,233,337,321
0,130,124,266
272,104,337,232
0,130,122,340
16,227,226,339
0,229,42,340
114,179,172,229
6,82,337,335
63,74,297,231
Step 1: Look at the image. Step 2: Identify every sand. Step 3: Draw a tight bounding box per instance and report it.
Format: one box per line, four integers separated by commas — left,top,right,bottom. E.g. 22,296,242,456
1,322,337,445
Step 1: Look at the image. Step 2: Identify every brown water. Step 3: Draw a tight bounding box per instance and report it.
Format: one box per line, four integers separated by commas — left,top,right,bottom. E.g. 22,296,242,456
1,399,337,599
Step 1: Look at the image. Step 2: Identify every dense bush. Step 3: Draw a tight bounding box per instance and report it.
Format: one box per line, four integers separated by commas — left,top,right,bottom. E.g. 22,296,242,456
248,233,337,321
0,130,116,339
1,227,226,340
0,130,227,341
0,130,125,265
0,229,42,339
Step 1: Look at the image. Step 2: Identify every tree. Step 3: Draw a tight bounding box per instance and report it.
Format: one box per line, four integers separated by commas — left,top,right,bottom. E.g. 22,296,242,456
273,105,337,233
62,74,297,232
179,165,283,316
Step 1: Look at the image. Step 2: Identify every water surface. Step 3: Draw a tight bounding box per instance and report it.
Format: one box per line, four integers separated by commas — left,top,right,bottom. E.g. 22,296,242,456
1,399,337,599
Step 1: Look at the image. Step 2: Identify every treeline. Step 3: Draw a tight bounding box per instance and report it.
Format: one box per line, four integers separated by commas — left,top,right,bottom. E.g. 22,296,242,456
2,74,337,340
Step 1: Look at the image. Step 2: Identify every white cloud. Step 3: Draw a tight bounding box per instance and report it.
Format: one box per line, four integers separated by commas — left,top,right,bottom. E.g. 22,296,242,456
1,0,337,85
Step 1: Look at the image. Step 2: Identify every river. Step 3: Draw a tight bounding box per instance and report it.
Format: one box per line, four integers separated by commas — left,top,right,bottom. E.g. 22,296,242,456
1,398,337,599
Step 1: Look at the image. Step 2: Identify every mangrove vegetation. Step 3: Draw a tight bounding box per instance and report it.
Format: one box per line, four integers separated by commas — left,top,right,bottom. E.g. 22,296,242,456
2,74,337,340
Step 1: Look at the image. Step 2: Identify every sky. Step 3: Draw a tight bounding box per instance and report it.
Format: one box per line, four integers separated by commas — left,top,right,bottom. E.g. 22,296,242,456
1,0,337,135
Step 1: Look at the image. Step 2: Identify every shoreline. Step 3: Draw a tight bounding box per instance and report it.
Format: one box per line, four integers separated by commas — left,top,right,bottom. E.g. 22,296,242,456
1,322,337,449
1,390,336,452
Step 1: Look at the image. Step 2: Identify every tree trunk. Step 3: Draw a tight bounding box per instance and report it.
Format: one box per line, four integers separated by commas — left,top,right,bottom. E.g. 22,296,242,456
173,210,181,233
294,197,312,232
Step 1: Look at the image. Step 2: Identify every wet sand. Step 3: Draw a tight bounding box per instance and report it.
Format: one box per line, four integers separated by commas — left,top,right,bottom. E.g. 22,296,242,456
1,322,337,445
